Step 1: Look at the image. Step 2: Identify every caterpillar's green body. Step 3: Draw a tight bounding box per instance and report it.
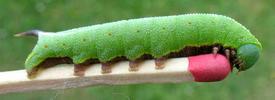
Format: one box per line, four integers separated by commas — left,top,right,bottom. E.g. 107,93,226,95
24,14,261,73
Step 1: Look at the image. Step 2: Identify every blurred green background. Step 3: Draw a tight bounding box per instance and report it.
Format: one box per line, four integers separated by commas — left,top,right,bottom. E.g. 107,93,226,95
0,0,274,100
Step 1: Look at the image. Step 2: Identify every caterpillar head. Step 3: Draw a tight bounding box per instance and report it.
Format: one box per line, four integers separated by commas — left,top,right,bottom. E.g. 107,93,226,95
236,44,260,71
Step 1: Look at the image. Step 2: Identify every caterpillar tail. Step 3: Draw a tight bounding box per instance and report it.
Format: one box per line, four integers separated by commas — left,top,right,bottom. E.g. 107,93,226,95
14,30,43,37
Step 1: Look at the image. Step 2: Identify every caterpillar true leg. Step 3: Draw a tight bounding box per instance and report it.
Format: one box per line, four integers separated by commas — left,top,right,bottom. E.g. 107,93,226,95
225,49,230,59
101,63,112,74
234,59,243,65
155,57,167,70
212,46,219,56
233,59,238,64
231,50,236,56
238,60,245,70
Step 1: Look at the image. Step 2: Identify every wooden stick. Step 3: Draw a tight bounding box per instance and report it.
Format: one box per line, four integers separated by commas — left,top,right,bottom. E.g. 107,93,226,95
0,57,194,94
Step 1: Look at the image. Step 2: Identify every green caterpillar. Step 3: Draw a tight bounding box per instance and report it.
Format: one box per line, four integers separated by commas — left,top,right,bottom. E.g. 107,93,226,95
18,14,261,77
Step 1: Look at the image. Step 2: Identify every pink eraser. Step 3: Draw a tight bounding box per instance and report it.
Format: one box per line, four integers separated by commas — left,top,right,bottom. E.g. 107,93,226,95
188,54,231,82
